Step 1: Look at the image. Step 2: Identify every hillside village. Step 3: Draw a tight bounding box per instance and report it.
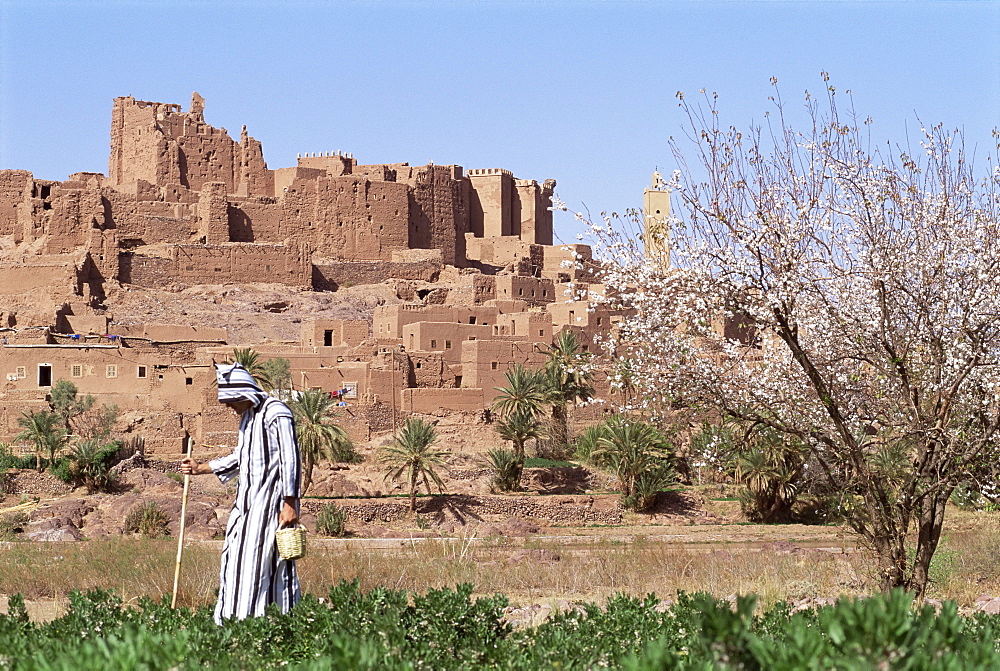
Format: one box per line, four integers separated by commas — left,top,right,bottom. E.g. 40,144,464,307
0,92,625,459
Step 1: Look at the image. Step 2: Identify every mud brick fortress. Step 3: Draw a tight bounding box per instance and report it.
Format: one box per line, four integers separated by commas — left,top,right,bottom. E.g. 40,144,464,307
0,93,618,454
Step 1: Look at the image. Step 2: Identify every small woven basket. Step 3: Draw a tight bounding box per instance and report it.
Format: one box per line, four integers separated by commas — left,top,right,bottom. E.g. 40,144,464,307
275,525,307,561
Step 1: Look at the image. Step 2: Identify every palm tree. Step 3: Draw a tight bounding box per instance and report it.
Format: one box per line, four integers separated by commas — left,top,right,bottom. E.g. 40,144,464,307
540,330,595,456
288,388,355,494
378,417,447,512
225,347,274,390
592,416,674,512
492,364,546,420
15,410,67,471
734,428,805,523
493,409,546,489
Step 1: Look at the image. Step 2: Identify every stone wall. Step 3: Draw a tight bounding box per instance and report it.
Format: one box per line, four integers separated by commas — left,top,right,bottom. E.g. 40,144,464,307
330,493,623,526
118,252,172,286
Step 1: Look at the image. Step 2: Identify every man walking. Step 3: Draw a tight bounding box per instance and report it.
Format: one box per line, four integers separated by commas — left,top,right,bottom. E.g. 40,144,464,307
180,362,301,624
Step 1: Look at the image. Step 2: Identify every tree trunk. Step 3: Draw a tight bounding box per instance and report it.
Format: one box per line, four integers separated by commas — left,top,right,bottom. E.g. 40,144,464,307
513,439,525,489
550,404,568,457
301,459,314,496
908,488,953,598
409,470,418,512
873,533,908,592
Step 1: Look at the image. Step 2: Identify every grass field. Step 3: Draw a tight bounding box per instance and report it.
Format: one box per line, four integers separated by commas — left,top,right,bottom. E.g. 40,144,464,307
3,510,999,620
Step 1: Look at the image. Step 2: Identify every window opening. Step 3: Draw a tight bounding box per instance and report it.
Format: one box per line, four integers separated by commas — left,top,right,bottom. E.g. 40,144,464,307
38,364,52,387
71,364,83,378
106,365,118,379
138,366,147,378
323,330,333,347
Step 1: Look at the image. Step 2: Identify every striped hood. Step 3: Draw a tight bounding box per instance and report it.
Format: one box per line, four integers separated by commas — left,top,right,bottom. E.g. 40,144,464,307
216,362,268,405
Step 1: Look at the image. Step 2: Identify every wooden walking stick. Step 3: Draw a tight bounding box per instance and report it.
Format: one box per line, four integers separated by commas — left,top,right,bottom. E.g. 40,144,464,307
171,436,194,609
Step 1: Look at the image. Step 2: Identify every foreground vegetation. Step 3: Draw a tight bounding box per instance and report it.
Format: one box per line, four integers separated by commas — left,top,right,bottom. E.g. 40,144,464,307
2,582,999,669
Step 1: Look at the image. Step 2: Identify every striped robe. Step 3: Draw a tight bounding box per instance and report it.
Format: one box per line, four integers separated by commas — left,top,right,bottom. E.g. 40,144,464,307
209,394,301,624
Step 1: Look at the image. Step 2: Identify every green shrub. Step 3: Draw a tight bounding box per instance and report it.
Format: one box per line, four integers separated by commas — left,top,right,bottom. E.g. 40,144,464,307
0,444,38,471
1,585,1000,668
49,456,73,483
487,448,521,492
0,442,14,469
60,439,121,493
315,503,347,537
123,501,170,538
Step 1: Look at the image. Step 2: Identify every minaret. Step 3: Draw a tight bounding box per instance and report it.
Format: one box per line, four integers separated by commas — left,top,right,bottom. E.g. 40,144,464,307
642,171,670,268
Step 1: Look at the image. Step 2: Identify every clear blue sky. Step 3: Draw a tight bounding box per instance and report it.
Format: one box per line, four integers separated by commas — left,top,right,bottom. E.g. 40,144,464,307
1,0,997,242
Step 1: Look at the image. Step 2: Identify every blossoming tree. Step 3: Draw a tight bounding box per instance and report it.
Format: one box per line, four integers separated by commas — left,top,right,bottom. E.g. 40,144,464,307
581,78,1000,596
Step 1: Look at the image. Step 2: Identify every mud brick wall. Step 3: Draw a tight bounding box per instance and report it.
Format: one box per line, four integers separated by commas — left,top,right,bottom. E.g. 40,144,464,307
313,260,441,290
104,188,198,245
228,197,282,242
281,174,410,260
171,243,311,287
405,165,469,266
0,170,31,235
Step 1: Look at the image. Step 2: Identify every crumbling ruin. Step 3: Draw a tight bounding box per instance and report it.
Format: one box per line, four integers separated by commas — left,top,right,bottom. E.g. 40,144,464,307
0,93,614,455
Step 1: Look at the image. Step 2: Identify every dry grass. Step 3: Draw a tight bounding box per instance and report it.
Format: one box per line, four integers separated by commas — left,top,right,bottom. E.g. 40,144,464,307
3,512,999,611
920,511,1000,604
0,538,219,607
297,537,870,609
0,536,864,610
